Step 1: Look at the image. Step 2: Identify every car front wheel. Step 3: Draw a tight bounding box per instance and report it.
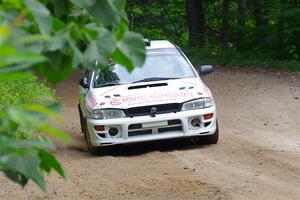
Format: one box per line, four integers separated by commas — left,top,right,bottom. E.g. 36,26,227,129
80,116,101,155
192,121,219,145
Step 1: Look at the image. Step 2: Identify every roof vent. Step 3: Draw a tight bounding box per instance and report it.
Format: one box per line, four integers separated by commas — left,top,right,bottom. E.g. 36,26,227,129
128,83,167,90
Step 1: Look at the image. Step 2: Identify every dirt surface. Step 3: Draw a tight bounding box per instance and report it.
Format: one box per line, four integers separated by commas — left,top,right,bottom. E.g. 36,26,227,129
1,67,300,200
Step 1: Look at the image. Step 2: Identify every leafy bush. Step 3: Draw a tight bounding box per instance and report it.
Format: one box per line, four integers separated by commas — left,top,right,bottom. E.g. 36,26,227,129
0,0,146,191
0,104,69,191
0,73,70,190
0,73,55,107
127,0,300,68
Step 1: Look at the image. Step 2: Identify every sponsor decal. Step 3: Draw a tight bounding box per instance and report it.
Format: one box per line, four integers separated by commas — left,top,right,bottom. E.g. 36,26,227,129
86,94,97,110
110,98,122,106
109,91,194,106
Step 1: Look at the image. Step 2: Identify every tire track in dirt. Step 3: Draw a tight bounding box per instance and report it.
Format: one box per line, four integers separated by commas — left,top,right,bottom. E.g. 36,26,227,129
172,134,300,200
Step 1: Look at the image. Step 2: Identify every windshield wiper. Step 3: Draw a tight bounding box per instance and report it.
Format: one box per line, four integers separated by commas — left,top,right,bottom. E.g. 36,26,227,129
132,77,178,84
97,82,120,88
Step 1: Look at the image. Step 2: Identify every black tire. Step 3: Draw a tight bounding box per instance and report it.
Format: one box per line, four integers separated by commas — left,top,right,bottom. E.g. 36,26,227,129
192,121,219,145
80,113,101,155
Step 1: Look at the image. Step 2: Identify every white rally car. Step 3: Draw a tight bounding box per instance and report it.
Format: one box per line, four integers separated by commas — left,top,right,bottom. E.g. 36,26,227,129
78,40,218,153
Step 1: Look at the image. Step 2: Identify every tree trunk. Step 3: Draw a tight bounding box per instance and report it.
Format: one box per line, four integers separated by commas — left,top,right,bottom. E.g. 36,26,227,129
276,5,285,58
253,0,267,46
186,0,205,48
237,0,247,48
221,0,230,48
254,0,267,27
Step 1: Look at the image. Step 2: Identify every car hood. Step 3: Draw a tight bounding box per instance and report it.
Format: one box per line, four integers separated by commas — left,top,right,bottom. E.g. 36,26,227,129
86,78,213,110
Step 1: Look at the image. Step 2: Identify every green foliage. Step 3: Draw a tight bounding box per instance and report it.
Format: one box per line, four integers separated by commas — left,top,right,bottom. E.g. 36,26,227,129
1,0,146,83
127,0,300,69
24,0,52,35
112,31,146,71
0,73,54,106
127,0,188,47
186,47,300,71
0,105,69,191
0,75,68,191
0,0,146,191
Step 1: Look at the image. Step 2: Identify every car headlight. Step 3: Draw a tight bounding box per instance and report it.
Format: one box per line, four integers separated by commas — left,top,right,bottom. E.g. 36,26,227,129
182,98,213,111
92,109,125,119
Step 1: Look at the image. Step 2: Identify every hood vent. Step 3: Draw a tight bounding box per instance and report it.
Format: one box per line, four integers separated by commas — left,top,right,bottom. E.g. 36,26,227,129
128,83,168,90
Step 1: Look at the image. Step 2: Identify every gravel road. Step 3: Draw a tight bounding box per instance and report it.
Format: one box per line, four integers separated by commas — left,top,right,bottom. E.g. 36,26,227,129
1,67,300,200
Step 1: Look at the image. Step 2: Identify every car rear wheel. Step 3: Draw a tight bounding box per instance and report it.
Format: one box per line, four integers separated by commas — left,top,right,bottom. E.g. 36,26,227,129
192,121,219,145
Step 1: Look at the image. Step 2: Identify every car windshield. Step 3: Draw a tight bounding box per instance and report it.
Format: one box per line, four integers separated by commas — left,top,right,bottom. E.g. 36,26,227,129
93,48,196,88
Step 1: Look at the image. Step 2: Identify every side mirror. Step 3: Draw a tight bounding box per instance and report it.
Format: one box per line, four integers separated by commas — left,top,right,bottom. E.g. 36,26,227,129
198,65,214,76
79,78,88,88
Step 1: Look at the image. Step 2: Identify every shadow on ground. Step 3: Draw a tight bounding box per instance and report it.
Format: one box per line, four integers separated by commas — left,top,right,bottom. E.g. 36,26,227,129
67,135,211,157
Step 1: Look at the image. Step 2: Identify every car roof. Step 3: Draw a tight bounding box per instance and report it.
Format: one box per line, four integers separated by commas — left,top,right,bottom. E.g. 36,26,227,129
146,40,176,50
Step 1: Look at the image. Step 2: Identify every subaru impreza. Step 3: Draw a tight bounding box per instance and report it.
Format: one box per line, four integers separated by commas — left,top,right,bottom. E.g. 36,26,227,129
78,40,218,153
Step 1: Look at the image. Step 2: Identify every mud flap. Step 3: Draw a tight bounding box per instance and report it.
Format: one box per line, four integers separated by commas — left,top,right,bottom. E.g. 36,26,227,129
78,104,85,134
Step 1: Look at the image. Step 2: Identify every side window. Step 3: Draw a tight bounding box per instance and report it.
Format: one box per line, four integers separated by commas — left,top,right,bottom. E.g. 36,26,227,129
87,70,93,88
84,70,89,79
82,70,91,88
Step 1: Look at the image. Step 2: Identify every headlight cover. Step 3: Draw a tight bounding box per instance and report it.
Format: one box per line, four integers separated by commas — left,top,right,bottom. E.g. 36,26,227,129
182,98,213,111
92,109,125,119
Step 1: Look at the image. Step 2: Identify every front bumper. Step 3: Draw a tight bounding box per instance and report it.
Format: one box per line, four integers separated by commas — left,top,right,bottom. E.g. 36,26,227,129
86,106,217,147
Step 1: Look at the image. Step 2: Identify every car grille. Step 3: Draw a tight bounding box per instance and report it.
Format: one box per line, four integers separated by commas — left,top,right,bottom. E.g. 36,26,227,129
128,119,182,137
124,103,181,117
